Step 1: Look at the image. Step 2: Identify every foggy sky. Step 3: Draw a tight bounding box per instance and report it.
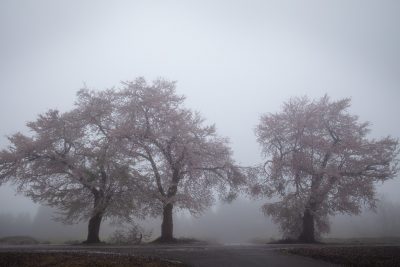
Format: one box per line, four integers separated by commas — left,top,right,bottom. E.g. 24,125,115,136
0,0,399,233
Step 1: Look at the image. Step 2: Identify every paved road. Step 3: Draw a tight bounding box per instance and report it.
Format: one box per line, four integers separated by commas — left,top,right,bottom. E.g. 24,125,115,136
0,243,337,267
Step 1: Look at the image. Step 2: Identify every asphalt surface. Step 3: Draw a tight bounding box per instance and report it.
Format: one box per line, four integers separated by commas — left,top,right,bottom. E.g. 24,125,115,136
0,243,337,267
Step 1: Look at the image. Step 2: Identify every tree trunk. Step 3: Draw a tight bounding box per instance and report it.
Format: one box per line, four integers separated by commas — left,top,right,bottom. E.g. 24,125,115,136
85,212,103,243
298,208,315,243
160,203,174,242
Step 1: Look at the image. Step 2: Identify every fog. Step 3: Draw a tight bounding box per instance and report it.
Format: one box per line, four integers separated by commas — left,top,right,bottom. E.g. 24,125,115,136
1,197,400,244
0,0,399,243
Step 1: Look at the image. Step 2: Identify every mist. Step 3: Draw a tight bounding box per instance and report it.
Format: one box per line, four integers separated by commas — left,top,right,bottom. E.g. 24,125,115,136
1,196,400,244
1,0,400,245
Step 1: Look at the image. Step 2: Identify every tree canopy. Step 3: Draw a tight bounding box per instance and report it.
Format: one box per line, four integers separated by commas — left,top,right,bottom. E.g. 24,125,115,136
115,78,247,241
1,83,398,244
0,77,247,243
255,95,399,242
0,89,145,243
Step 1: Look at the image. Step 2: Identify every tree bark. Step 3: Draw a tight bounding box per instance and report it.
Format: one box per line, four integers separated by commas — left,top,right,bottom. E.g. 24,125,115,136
298,208,315,243
160,203,174,242
85,212,103,243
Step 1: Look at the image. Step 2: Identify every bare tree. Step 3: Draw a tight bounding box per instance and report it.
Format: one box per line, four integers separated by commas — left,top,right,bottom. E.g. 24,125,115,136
116,78,247,242
0,89,144,243
255,95,399,242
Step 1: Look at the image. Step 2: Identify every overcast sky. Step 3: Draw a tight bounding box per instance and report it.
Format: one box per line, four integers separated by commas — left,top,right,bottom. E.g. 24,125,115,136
1,0,399,216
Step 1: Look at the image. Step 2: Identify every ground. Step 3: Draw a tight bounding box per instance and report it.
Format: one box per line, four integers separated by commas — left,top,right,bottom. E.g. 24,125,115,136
0,242,399,266
286,246,400,267
0,251,186,267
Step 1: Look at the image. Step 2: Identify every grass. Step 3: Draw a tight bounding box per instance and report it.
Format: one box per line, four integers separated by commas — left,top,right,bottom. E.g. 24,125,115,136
0,236,39,245
322,236,400,245
267,238,323,244
150,237,208,245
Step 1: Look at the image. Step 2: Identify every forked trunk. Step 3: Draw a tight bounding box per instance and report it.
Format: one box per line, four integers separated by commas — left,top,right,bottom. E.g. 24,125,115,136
85,212,103,243
298,208,315,243
160,203,174,242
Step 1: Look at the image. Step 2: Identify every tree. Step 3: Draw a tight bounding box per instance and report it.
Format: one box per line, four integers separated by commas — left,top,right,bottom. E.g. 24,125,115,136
115,78,247,242
0,89,144,243
255,95,399,242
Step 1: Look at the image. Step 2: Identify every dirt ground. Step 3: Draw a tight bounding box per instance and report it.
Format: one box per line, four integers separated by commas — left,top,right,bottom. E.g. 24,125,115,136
2,243,400,266
0,252,188,267
285,246,400,267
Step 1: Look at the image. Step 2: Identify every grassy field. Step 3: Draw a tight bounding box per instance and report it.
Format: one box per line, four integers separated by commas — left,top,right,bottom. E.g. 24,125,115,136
322,236,400,244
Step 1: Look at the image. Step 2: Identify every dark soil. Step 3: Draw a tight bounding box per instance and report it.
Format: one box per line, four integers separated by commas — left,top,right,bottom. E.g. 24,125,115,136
0,252,188,267
285,246,400,267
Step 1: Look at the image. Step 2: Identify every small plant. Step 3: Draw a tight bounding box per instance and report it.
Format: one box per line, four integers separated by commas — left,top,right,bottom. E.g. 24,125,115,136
109,224,152,245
